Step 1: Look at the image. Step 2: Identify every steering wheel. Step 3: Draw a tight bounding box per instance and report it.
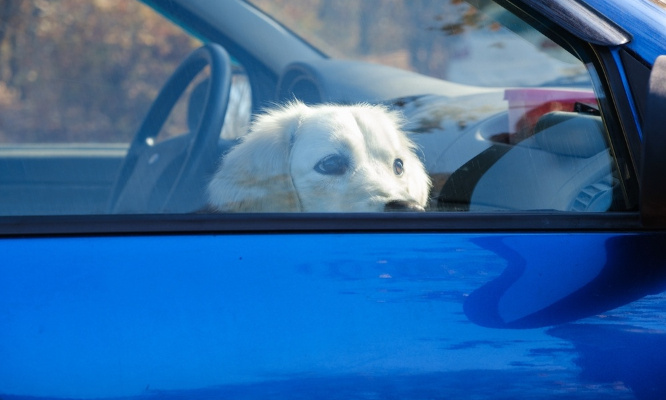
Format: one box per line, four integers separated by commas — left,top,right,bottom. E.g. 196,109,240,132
107,43,232,213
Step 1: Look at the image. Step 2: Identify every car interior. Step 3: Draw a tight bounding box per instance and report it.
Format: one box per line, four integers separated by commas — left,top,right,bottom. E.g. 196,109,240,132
0,0,629,217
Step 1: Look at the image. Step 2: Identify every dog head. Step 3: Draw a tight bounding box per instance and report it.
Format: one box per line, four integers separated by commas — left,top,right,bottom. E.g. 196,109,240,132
207,102,431,212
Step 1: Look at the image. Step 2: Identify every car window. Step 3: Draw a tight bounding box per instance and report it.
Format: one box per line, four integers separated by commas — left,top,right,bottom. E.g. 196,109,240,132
0,0,634,216
0,0,250,216
245,0,630,213
0,1,199,144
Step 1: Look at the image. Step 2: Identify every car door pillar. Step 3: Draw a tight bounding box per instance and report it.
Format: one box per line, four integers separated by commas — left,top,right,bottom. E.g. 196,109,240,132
641,55,666,226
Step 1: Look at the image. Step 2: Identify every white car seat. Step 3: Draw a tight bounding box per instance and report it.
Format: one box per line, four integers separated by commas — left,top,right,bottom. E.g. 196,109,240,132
439,112,615,212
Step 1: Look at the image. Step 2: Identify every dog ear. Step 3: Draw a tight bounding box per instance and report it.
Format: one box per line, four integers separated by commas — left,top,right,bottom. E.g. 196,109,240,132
207,103,307,212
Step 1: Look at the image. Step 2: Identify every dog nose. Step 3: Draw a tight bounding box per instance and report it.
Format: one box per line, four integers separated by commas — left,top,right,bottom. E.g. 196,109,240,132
384,200,425,212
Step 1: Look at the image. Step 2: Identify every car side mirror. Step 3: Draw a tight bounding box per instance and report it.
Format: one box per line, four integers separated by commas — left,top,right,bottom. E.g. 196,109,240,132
641,55,666,226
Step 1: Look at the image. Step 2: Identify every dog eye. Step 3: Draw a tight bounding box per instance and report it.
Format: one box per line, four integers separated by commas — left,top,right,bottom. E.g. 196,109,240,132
314,154,350,175
393,158,404,176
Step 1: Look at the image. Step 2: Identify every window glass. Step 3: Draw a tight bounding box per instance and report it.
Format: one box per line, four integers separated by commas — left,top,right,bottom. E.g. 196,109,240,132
0,1,251,215
0,0,630,216
249,0,589,88
0,0,201,144
243,0,623,214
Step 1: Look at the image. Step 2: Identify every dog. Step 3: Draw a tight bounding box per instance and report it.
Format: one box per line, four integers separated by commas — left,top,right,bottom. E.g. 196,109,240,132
207,101,431,212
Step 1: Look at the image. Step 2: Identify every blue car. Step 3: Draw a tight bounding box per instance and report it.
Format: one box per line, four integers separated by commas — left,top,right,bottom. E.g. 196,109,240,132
2,0,666,398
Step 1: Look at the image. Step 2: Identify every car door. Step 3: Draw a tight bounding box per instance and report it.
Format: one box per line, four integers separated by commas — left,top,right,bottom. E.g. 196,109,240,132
2,1,666,399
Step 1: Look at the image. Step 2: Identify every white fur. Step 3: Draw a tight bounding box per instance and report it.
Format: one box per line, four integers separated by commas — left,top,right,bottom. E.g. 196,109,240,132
207,102,431,212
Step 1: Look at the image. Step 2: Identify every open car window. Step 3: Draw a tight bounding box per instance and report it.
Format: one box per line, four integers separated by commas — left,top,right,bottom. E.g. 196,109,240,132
0,0,635,216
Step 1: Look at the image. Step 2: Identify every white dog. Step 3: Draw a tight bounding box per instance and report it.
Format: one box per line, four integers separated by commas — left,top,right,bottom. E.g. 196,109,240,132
207,102,431,212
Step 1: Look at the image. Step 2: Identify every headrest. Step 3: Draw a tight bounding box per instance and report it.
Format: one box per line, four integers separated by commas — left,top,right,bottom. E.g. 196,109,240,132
532,112,606,158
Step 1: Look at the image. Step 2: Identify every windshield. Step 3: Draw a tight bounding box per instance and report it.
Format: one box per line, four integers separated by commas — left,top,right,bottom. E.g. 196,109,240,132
247,0,588,87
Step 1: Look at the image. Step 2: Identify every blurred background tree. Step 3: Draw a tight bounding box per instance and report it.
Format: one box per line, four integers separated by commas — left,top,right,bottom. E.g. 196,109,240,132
0,0,199,143
0,0,501,143
250,0,474,78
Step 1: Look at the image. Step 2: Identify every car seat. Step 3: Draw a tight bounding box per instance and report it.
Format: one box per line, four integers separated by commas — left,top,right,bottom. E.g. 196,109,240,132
438,111,615,212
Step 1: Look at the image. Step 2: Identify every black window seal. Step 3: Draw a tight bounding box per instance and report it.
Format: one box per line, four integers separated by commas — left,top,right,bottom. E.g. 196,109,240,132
594,48,642,209
0,212,645,238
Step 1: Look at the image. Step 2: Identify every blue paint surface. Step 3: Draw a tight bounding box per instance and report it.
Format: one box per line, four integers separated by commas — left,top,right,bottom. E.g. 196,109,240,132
2,232,666,398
